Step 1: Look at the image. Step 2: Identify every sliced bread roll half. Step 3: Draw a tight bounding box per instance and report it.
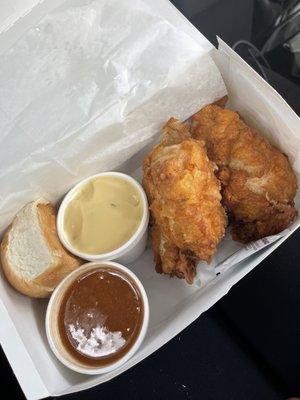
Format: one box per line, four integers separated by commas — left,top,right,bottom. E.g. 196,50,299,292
1,199,83,298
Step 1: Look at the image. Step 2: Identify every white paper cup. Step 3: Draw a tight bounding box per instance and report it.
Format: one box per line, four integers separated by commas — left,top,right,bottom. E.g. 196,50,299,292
57,172,149,264
45,261,149,375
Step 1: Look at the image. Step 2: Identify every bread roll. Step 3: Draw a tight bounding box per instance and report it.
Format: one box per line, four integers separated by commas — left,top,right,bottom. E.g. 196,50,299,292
1,199,83,298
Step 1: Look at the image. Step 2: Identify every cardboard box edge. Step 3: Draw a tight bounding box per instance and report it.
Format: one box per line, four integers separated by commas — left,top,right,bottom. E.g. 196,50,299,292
0,299,49,400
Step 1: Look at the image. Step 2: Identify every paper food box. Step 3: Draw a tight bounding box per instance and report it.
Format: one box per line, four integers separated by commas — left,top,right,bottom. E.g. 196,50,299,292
0,0,299,399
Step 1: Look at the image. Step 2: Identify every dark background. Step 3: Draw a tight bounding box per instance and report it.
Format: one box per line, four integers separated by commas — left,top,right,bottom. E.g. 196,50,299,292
1,1,299,399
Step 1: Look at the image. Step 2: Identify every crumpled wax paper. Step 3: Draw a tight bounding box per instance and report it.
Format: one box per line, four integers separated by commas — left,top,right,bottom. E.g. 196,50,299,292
0,0,226,231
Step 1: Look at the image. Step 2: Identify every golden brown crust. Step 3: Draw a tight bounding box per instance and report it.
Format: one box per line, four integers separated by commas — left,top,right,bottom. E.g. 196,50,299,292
151,224,196,284
161,117,192,146
34,203,82,289
191,105,297,242
143,118,227,283
0,201,83,298
213,95,228,108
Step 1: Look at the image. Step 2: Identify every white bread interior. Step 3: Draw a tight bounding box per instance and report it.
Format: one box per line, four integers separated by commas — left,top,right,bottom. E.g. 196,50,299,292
1,199,83,298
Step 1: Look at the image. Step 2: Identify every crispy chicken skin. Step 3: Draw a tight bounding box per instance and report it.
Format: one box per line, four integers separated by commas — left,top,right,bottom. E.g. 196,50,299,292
190,104,297,243
151,224,197,283
143,118,227,283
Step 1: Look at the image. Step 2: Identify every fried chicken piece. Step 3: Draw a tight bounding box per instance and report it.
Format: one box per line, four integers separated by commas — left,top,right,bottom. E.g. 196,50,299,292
151,224,197,284
143,118,227,283
190,104,297,243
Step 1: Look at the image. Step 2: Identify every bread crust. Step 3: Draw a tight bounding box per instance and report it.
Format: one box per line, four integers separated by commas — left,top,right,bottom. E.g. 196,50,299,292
0,201,83,298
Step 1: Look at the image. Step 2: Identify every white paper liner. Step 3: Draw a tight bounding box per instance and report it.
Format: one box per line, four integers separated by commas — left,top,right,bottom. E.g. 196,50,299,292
0,1,299,399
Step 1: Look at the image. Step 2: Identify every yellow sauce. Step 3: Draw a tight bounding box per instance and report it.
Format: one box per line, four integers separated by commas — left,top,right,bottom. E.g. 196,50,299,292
63,176,143,254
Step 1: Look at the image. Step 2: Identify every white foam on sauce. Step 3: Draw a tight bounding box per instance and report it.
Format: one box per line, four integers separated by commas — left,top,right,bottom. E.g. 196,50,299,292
68,324,126,358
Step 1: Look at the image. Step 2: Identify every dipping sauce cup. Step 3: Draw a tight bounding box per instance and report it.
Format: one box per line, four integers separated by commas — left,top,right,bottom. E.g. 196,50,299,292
46,261,149,374
57,172,149,264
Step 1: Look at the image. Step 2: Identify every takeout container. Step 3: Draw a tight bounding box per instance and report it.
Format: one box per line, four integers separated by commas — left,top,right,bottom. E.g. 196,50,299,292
0,1,299,399
57,172,149,264
46,261,149,375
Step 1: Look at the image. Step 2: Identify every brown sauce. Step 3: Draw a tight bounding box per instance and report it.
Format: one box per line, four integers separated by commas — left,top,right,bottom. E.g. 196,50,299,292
58,267,144,367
